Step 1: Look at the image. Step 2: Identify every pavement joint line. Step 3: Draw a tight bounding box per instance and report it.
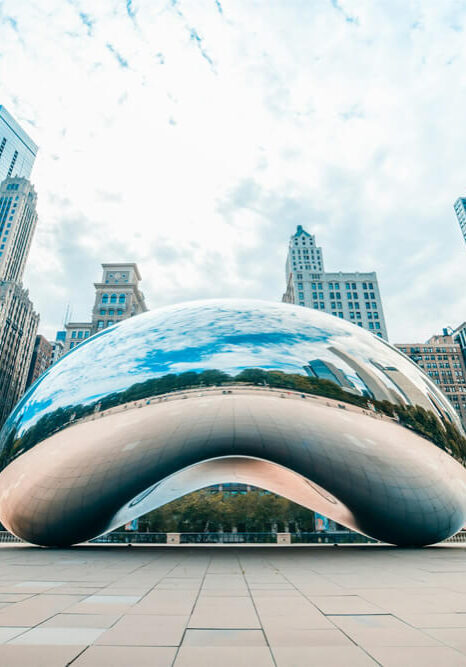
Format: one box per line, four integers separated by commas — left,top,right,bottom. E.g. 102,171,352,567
170,552,212,666
261,552,384,666
237,552,279,667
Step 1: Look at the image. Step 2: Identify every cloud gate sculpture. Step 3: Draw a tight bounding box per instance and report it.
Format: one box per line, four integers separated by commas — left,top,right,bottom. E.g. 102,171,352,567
0,299,466,547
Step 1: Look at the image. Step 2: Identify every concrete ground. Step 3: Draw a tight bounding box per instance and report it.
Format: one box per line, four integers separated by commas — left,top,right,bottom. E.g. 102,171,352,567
0,545,466,666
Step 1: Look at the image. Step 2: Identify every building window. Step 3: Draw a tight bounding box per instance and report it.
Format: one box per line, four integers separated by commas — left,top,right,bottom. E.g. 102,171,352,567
110,294,117,304
71,331,76,338
100,309,105,315
7,150,18,177
102,294,109,304
77,331,83,339
119,294,126,303
108,320,114,326
108,309,114,315
117,309,123,316
97,320,104,328
84,332,90,338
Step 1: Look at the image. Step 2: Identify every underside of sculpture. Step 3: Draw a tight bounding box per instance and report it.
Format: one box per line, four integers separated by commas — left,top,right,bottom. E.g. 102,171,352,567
0,299,465,547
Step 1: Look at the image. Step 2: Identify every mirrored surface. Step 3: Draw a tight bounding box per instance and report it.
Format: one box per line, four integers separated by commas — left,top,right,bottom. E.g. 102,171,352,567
0,299,465,546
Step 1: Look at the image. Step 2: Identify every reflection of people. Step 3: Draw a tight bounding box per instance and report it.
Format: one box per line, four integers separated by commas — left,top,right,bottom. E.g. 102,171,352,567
315,513,329,532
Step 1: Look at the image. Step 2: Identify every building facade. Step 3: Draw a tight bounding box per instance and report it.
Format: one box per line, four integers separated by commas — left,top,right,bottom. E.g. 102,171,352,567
26,335,53,389
395,332,466,427
64,263,147,353
0,110,39,427
454,197,466,244
91,264,147,335
50,338,65,366
0,105,38,182
0,178,38,283
282,225,388,339
0,281,39,424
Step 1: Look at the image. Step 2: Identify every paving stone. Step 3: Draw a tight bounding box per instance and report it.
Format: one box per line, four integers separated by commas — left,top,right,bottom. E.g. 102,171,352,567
71,645,177,666
366,645,466,666
271,645,377,665
0,644,86,665
265,627,353,646
39,613,120,628
0,626,29,643
9,626,106,645
0,544,466,662
182,628,267,646
95,613,188,646
173,646,275,666
189,595,261,629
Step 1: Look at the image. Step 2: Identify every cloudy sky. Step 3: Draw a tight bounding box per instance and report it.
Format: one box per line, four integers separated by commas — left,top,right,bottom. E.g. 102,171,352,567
0,0,465,343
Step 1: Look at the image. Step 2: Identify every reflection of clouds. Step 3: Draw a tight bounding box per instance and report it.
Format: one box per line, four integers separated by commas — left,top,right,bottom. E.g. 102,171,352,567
3,299,461,436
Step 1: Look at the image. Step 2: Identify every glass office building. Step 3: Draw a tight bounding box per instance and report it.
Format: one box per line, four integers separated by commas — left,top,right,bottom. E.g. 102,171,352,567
454,197,466,245
0,106,38,183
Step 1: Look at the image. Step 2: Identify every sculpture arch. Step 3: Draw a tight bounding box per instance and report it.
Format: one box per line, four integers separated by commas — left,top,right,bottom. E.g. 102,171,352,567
0,299,465,546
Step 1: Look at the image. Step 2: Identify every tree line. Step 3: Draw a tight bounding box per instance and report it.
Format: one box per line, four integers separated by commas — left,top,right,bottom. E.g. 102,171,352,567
2,367,466,469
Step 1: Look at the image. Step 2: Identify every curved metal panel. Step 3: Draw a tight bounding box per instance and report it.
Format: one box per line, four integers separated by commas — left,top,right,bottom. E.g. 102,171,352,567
0,299,465,546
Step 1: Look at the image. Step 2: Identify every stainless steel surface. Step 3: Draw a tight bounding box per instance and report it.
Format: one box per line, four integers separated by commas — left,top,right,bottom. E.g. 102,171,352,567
0,299,465,546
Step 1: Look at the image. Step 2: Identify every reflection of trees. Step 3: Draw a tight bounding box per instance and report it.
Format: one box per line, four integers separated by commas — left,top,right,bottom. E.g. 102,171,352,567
2,368,466,470
136,489,317,533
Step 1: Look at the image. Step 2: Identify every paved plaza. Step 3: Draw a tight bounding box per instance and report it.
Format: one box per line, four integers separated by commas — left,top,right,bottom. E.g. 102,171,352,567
0,545,466,666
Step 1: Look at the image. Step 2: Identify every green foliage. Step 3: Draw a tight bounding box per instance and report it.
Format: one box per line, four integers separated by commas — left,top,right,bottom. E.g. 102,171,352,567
136,489,316,533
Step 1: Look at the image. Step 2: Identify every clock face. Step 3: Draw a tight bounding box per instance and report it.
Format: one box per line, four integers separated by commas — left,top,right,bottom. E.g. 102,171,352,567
114,272,121,280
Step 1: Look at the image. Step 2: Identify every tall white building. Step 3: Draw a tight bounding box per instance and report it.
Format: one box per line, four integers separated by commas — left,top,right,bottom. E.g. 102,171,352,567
454,197,466,244
0,177,38,283
282,225,388,339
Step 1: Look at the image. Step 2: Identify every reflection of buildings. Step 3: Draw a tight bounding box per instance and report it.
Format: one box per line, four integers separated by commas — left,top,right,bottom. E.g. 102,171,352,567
282,225,388,339
453,322,466,367
328,347,400,404
369,360,432,412
63,263,147,353
396,331,466,427
304,359,361,395
26,335,52,389
50,332,65,366
0,105,38,182
454,197,466,245
0,109,39,427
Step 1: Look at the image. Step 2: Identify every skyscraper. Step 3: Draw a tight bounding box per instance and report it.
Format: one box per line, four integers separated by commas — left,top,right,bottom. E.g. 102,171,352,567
395,333,466,428
0,109,39,426
454,197,466,244
0,281,39,424
63,263,147,353
0,177,38,283
0,105,38,182
282,225,388,339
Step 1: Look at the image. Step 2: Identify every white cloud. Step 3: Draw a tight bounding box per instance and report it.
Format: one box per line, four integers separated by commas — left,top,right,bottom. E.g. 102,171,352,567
0,0,465,342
